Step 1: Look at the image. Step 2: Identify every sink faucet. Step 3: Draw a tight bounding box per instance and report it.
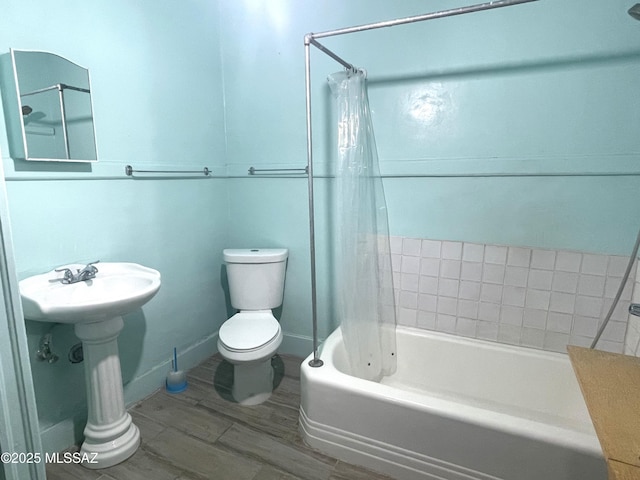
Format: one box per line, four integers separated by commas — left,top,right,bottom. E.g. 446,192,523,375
55,261,100,284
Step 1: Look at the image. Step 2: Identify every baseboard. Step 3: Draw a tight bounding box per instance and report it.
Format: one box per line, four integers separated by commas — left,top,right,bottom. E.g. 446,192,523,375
39,330,220,454
280,332,314,358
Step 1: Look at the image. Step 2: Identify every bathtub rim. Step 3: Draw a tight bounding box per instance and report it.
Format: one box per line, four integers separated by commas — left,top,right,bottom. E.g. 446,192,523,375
301,325,603,458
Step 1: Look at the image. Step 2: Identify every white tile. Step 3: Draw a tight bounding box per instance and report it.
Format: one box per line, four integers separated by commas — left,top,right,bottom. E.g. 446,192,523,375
601,320,626,343
581,254,608,276
421,239,441,259
399,291,418,309
574,295,603,318
456,317,477,337
417,294,437,312
401,255,421,274
531,249,556,270
461,262,483,281
525,289,551,310
498,324,521,345
440,260,461,279
462,243,484,262
568,335,592,348
543,331,570,353
572,316,598,337
521,327,545,349
391,254,401,273
458,299,479,319
480,283,503,304
503,286,526,307
500,305,524,326
504,266,528,287
549,292,576,314
477,321,499,341
607,255,631,277
605,298,632,321
401,273,419,292
438,278,459,297
507,247,531,267
442,241,462,260
403,237,422,256
595,340,624,354
552,271,579,294
397,308,417,327
484,245,507,265
418,276,438,295
547,312,572,334
436,314,456,333
528,269,553,291
605,276,633,300
390,236,403,255
417,311,436,329
420,258,440,277
555,251,582,273
577,274,605,297
523,308,547,329
459,281,481,301
624,326,640,355
437,296,457,315
478,302,500,322
482,264,505,284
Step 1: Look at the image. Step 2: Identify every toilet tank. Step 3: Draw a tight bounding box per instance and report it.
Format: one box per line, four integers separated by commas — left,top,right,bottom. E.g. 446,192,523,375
223,248,288,310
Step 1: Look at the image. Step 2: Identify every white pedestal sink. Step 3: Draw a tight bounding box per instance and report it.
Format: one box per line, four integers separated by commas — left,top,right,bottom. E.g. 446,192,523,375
19,262,161,469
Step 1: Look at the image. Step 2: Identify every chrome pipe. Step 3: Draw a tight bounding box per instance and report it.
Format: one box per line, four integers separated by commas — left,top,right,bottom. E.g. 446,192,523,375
307,38,357,73
310,0,539,40
304,38,323,368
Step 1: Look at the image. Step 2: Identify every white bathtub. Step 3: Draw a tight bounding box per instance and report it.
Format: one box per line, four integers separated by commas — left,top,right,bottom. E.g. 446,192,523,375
299,326,606,480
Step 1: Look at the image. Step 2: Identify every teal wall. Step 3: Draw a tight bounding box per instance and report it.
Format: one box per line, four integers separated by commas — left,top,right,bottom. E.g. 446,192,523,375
2,0,640,454
221,0,640,342
0,0,229,452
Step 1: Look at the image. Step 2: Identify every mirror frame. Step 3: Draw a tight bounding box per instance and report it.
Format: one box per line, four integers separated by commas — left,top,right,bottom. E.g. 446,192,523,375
9,48,98,163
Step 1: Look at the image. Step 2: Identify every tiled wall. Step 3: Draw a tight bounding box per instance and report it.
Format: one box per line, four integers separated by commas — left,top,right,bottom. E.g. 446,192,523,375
390,236,637,354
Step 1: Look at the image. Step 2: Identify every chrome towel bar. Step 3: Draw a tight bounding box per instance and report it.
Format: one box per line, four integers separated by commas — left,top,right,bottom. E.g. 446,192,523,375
248,166,308,175
125,165,210,176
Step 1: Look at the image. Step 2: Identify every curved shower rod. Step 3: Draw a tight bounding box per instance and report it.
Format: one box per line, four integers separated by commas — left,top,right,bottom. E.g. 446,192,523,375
303,0,540,368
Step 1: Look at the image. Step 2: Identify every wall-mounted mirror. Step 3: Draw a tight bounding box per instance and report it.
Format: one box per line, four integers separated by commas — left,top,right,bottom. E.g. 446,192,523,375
5,49,98,162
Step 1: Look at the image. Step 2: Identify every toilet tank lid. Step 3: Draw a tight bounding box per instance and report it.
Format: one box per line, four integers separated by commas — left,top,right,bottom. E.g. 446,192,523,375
223,248,288,264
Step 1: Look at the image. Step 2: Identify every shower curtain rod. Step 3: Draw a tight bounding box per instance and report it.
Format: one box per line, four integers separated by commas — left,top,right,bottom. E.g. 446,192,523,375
303,0,540,368
309,0,538,41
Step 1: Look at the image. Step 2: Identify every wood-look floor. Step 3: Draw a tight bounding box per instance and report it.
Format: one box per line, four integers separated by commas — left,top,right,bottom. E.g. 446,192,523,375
46,354,394,480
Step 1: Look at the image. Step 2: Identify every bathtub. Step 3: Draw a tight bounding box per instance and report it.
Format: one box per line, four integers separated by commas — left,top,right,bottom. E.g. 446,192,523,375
299,326,606,480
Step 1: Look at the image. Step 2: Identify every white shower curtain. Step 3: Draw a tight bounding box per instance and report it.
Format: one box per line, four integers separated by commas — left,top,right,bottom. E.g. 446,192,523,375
328,70,397,382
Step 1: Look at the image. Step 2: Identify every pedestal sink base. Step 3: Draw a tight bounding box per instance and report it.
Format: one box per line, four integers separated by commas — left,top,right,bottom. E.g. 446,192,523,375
75,316,139,469
80,418,139,469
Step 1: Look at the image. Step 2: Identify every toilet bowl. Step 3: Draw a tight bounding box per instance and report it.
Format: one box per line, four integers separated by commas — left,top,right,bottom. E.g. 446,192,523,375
218,248,288,405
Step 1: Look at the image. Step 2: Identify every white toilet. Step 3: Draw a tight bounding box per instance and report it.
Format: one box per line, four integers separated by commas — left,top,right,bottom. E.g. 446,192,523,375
218,248,288,405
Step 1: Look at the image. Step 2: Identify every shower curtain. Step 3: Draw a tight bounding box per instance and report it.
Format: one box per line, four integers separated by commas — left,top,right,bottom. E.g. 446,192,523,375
328,70,397,382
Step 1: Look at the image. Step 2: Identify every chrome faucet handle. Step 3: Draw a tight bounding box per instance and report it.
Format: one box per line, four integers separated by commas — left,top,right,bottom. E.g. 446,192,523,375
82,260,100,272
54,267,74,283
77,261,99,281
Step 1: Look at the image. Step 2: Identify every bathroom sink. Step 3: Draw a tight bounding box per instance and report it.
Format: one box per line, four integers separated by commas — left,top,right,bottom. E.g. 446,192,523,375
19,262,161,323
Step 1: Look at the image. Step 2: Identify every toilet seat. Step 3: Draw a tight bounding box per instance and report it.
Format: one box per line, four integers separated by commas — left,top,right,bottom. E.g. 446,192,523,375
219,311,281,353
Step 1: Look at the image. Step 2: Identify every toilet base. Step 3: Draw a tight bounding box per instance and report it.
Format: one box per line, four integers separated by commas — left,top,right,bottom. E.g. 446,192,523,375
232,358,274,406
